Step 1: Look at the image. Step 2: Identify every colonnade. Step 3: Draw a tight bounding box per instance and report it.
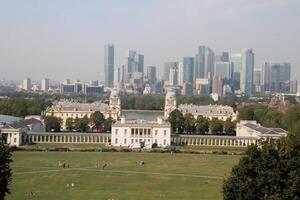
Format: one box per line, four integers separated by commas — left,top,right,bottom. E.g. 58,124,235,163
172,135,257,147
23,132,110,144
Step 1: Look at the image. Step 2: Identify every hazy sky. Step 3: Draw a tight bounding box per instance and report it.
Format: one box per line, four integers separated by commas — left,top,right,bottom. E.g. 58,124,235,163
0,0,299,82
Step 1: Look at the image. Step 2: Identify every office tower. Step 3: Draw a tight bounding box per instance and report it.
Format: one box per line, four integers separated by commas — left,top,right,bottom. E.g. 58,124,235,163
104,44,114,87
230,53,242,90
41,78,49,92
177,62,184,86
260,62,271,93
164,62,178,82
253,69,262,94
146,66,157,85
181,82,193,96
183,57,194,85
125,50,144,83
195,78,210,96
194,46,214,81
169,67,178,86
221,52,229,62
22,77,31,91
240,49,254,96
214,61,232,80
212,75,223,96
270,63,291,93
90,80,99,86
290,80,298,93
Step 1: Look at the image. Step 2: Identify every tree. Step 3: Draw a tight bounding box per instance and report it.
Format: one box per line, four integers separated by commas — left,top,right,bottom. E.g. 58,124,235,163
283,106,300,131
104,117,115,132
195,115,209,134
44,116,62,132
210,118,223,134
90,111,105,131
75,115,90,132
261,109,283,128
224,118,236,136
223,130,300,199
168,109,185,133
0,134,12,200
65,118,74,131
183,113,196,134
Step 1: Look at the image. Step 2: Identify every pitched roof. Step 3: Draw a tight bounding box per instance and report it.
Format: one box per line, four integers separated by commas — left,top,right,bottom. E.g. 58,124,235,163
243,123,286,135
2,118,42,129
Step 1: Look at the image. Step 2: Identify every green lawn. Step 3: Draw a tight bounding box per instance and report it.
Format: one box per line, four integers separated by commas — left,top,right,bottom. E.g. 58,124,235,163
177,145,246,153
21,143,107,149
7,152,240,200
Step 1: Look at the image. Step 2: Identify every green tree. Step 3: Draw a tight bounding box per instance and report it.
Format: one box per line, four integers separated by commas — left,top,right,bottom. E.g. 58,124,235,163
0,134,12,200
104,117,115,132
90,111,105,131
210,118,224,135
195,115,209,134
261,109,283,128
65,118,74,131
44,116,62,132
183,113,196,134
224,118,236,136
75,115,90,132
168,109,185,133
283,106,300,131
223,130,300,199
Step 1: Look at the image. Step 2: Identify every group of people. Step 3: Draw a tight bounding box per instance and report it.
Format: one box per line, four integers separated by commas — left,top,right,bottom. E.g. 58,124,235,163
95,161,108,170
58,160,70,168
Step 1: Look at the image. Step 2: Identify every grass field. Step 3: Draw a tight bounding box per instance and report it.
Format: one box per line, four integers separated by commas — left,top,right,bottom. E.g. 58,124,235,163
8,152,240,200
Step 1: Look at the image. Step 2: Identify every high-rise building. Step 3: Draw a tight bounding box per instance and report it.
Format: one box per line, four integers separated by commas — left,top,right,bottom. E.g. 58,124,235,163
22,78,31,91
164,62,178,82
212,75,223,97
240,49,254,96
125,50,144,84
41,78,49,92
253,69,262,94
183,57,194,85
169,67,178,86
214,61,232,80
260,62,271,93
230,53,242,90
194,46,214,81
177,62,184,86
146,66,157,85
181,82,193,96
104,44,114,87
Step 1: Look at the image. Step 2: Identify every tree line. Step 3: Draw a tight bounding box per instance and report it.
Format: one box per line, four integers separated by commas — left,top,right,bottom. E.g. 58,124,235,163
168,109,236,135
44,111,115,133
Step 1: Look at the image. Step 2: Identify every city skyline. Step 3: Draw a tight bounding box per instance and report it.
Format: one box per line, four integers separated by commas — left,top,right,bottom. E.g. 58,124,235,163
0,0,299,81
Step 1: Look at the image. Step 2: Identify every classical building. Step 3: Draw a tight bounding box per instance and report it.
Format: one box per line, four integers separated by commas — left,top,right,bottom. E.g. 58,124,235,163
236,120,287,139
46,90,121,129
164,90,237,121
111,116,171,148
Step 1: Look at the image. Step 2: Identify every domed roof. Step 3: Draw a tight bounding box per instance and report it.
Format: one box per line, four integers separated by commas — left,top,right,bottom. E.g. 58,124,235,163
166,91,176,98
110,89,119,98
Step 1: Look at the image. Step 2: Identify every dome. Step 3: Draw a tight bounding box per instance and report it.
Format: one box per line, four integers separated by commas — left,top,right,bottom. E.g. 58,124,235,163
166,91,176,98
110,89,119,98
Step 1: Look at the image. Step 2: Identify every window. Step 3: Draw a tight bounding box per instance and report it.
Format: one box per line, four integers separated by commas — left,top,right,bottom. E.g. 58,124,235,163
154,139,157,144
124,129,127,135
139,129,143,136
148,139,150,142
115,138,118,144
131,128,134,135
124,138,127,144
135,139,138,142
155,130,158,135
164,130,167,136
148,129,151,135
163,139,166,145
66,113,68,117
115,129,118,135
14,138,17,143
131,139,134,144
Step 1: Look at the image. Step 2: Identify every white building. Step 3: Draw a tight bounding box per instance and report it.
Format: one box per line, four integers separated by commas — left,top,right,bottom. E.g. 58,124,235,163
22,77,31,91
46,89,121,129
111,116,171,148
236,120,287,139
41,78,49,92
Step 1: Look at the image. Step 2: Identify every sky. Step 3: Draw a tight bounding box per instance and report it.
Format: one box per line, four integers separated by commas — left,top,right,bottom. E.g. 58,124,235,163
0,0,299,82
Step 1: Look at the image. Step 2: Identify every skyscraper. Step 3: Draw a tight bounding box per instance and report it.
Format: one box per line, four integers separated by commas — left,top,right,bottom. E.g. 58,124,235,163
164,62,178,82
212,75,223,96
194,46,214,81
41,78,49,92
230,53,242,90
214,61,232,80
22,77,31,91
146,66,157,85
125,50,144,84
177,62,184,86
104,44,114,87
183,57,194,85
240,49,254,96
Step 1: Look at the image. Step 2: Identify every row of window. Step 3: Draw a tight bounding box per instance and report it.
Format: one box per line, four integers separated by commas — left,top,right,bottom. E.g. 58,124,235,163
57,113,90,118
114,128,167,136
114,138,167,145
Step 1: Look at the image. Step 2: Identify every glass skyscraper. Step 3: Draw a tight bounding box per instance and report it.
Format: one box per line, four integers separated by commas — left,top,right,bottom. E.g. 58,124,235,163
240,49,254,96
183,57,194,86
104,44,114,87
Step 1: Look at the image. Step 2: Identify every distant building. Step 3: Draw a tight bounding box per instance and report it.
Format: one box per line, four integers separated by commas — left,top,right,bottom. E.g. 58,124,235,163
41,78,49,92
164,62,178,83
46,90,121,129
240,49,254,96
60,80,104,94
146,66,157,86
195,78,210,96
22,78,31,91
125,50,144,84
183,57,194,86
253,69,262,94
212,75,223,97
111,116,171,148
181,82,193,96
230,53,242,90
214,61,232,80
237,120,287,139
194,46,214,81
104,44,114,87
